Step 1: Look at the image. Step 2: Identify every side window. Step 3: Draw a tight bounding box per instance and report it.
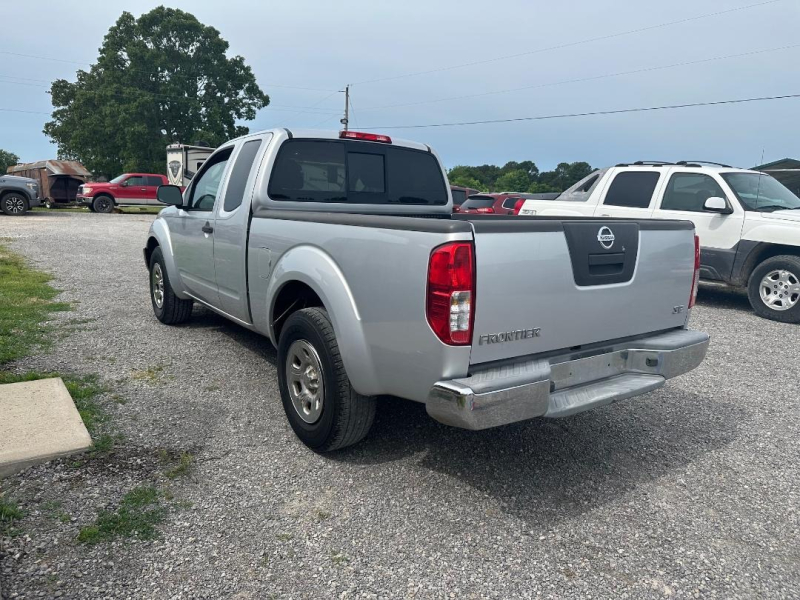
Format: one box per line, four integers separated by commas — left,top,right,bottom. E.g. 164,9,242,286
146,176,162,186
661,173,726,212
603,172,660,209
502,197,521,209
187,148,233,211
451,189,467,205
222,139,263,212
269,141,346,202
125,176,145,187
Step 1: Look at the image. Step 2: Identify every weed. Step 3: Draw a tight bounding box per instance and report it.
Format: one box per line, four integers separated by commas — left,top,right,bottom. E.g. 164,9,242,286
77,486,164,544
314,510,331,522
0,496,24,536
165,452,193,479
276,532,294,542
131,364,166,383
0,244,71,364
331,551,350,566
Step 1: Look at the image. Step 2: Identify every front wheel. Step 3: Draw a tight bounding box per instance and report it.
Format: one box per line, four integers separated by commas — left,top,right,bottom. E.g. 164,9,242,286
149,246,193,325
1,193,28,216
277,308,376,451
92,195,114,213
747,255,800,323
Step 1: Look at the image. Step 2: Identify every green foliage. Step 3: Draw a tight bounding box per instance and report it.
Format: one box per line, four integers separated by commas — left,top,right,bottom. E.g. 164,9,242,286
0,496,24,536
44,7,269,178
0,244,71,365
448,160,593,193
77,485,164,544
0,149,20,174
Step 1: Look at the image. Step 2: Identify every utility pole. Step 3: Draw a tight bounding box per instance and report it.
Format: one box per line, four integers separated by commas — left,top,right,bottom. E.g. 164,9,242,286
340,85,350,131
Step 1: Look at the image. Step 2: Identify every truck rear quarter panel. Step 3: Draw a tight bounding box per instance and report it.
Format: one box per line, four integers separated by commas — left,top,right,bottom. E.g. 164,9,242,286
248,216,473,401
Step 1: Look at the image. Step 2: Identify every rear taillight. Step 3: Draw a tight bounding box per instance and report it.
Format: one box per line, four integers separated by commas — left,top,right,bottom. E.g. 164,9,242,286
688,235,700,309
513,199,525,215
339,130,392,143
427,242,475,345
476,207,494,214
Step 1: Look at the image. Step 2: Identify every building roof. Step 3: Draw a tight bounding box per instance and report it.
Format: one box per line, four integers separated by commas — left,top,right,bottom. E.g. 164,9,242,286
8,160,91,178
753,158,800,194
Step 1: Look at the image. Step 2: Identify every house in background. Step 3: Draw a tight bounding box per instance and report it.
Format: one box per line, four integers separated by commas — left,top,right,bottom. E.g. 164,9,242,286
7,160,92,208
753,158,800,196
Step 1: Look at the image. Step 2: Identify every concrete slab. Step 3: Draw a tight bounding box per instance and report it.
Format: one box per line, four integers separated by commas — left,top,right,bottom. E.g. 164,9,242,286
0,378,92,478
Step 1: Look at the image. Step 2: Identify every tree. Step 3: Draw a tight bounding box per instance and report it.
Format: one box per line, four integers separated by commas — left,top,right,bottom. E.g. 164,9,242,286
494,169,531,193
449,174,483,190
527,181,560,194
0,149,20,174
44,7,269,177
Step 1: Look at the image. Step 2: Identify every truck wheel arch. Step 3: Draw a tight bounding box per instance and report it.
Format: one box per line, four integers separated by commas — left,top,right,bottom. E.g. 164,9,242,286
734,242,800,287
265,246,381,396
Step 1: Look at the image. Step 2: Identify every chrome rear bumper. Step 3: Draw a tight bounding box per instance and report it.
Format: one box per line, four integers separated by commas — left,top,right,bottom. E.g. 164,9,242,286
426,329,709,430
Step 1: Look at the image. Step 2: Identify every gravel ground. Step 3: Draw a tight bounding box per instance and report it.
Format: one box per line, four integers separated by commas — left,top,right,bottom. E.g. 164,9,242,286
1,211,798,599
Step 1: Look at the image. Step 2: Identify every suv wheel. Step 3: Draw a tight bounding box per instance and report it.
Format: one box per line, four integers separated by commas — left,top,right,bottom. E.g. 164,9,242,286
747,255,800,323
92,195,114,213
149,247,193,324
277,308,376,451
1,193,28,216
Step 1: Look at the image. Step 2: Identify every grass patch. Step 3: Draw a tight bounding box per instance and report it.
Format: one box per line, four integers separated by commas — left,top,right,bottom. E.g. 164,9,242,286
118,206,163,215
77,485,164,544
0,496,24,536
0,244,70,365
131,364,166,383
0,371,118,453
164,452,193,479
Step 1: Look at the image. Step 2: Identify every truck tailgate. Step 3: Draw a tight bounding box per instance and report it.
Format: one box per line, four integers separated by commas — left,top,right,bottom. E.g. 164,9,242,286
467,218,696,365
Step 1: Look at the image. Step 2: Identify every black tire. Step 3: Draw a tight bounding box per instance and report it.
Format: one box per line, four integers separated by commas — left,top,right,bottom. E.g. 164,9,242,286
277,307,376,452
747,255,800,323
1,192,29,216
87,204,96,213
148,246,193,325
92,194,114,213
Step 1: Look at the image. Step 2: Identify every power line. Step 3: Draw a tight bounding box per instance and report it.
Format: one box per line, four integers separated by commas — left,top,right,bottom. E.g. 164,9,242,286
352,0,784,86
364,93,800,130
0,107,50,115
359,43,800,112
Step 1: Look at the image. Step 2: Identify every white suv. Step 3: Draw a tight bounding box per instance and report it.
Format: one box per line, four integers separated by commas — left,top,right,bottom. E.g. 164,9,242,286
516,161,800,323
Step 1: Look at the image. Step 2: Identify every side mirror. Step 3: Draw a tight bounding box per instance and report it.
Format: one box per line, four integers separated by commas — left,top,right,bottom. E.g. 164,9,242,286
704,196,731,214
120,179,129,187
157,185,183,206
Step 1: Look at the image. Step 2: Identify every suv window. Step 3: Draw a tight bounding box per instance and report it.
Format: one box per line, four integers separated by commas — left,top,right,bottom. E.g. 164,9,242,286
451,189,467,206
603,172,660,208
502,197,521,209
661,173,726,212
222,139,263,212
268,140,447,205
187,148,233,210
145,176,163,186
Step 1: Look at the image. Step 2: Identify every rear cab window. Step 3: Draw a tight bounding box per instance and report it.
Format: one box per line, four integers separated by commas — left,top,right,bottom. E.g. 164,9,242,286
268,139,447,205
461,196,495,209
602,171,661,209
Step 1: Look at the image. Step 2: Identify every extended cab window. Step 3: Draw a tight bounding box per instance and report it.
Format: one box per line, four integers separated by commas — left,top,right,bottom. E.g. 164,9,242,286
187,148,233,211
661,173,726,212
603,171,660,209
268,140,447,205
222,139,263,212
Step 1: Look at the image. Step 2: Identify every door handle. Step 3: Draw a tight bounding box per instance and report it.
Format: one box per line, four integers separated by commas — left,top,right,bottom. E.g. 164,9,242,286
202,222,214,234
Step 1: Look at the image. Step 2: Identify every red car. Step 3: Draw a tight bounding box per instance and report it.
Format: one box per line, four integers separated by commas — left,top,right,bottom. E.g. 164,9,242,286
76,173,169,213
457,193,525,215
450,185,481,212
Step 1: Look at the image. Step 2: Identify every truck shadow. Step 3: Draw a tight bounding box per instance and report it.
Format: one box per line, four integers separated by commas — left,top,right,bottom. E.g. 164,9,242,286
332,390,742,528
696,284,752,314
186,306,278,366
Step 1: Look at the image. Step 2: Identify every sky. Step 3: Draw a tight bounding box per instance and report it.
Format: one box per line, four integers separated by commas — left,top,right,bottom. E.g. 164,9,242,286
1,0,798,171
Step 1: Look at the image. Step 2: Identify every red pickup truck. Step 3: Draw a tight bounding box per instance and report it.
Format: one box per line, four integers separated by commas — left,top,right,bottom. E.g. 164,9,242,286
76,173,169,213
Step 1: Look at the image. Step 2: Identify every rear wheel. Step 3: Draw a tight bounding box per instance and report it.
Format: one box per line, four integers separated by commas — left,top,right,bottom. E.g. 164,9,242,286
92,195,114,213
149,246,193,325
747,255,800,323
1,193,28,216
277,308,376,451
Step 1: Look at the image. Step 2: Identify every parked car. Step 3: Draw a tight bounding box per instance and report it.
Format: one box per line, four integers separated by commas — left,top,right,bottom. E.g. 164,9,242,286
76,173,169,213
515,161,800,323
449,185,480,212
0,173,41,215
144,129,708,451
458,193,524,215
6,160,91,208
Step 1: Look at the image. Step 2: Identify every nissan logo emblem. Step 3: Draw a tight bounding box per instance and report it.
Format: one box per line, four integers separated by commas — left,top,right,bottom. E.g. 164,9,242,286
597,226,615,249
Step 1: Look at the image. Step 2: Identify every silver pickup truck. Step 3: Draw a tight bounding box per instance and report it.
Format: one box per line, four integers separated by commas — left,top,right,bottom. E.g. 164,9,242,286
144,129,709,451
